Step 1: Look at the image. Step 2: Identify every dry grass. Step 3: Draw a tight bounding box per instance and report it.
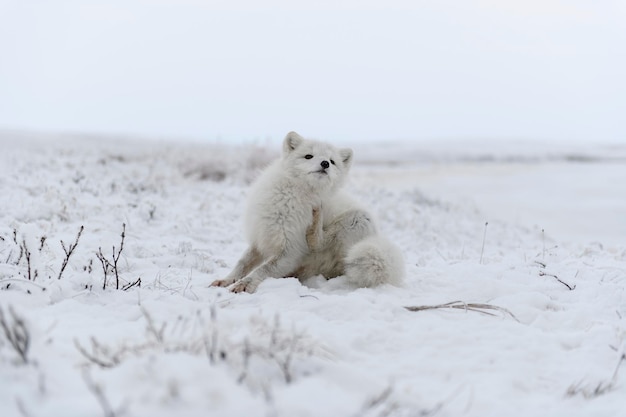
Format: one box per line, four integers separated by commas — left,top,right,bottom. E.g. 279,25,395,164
405,301,519,322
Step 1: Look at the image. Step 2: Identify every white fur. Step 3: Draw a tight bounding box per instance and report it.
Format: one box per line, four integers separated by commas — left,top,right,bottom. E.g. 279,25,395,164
345,236,405,287
210,131,404,293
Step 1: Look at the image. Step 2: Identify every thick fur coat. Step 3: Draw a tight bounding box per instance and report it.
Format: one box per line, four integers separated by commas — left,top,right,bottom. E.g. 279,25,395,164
211,132,404,293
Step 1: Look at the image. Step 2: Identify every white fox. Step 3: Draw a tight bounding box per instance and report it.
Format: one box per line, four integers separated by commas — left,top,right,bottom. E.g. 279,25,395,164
210,132,404,293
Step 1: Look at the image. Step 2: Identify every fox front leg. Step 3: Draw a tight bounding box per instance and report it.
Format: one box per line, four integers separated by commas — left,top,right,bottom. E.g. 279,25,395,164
210,246,263,287
230,252,300,293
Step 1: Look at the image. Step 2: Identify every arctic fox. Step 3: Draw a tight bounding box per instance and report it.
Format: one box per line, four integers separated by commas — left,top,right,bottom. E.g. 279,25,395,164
210,132,404,293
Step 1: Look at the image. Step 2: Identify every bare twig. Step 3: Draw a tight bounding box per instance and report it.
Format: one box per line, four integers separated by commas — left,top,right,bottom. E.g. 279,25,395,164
364,385,393,410
15,244,24,265
82,370,117,417
567,350,625,398
610,351,626,382
75,338,120,368
206,302,219,364
237,338,252,384
354,385,396,417
96,248,110,290
111,224,125,290
0,306,30,364
21,239,32,281
479,222,488,264
142,307,165,344
538,271,576,291
405,301,519,322
96,224,126,290
57,225,84,280
15,397,33,417
121,278,141,291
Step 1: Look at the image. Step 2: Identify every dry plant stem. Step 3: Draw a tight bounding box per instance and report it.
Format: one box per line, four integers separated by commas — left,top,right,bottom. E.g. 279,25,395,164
96,224,126,290
0,307,30,364
21,239,32,281
538,271,576,290
237,338,252,384
405,301,519,322
75,337,120,368
480,222,488,264
121,277,141,291
610,352,626,381
142,307,165,344
566,351,624,400
15,397,31,417
112,224,126,290
96,248,109,290
359,385,393,415
82,370,117,417
57,225,84,280
207,302,219,364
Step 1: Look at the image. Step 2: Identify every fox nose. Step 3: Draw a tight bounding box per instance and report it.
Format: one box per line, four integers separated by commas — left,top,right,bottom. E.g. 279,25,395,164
320,160,330,169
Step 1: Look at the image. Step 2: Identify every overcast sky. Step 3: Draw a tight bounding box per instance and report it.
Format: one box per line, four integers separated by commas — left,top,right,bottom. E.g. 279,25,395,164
1,0,624,143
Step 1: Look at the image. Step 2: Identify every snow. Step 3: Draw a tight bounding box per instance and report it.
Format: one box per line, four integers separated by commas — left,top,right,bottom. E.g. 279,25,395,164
1,132,625,417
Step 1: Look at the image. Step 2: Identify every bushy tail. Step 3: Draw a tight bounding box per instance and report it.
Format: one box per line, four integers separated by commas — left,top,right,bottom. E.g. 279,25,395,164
344,236,405,288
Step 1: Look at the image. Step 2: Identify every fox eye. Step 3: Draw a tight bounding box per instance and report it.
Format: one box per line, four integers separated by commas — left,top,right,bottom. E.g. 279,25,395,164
304,154,313,159
330,159,336,165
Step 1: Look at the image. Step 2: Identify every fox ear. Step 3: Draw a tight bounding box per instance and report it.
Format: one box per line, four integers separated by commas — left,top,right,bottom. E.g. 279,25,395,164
339,148,353,168
283,131,304,155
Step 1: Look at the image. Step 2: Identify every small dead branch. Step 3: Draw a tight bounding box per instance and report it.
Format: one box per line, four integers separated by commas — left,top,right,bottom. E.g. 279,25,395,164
538,271,576,291
121,277,141,291
566,380,615,399
264,316,314,384
204,301,220,364
566,350,626,398
237,338,252,384
112,224,126,289
0,306,30,364
21,239,32,281
354,385,443,417
82,370,118,417
96,224,126,290
142,307,165,344
357,385,395,417
95,249,110,290
16,397,32,417
75,337,121,368
405,301,519,322
57,225,84,280
479,222,488,264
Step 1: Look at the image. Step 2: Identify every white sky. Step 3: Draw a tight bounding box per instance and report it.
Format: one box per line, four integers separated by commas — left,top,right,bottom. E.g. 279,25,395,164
1,0,625,143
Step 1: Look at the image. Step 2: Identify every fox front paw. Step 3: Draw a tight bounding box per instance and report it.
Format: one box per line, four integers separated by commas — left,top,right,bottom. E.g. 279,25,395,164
230,277,260,293
210,278,235,287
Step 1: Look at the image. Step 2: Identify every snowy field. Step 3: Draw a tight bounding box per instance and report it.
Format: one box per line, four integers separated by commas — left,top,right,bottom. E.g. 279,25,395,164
1,132,625,417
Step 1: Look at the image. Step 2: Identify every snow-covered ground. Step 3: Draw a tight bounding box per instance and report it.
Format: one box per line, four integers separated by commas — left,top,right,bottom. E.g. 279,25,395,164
1,132,625,417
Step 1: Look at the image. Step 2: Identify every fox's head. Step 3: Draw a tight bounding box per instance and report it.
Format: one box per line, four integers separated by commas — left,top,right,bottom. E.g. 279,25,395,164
281,131,352,195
